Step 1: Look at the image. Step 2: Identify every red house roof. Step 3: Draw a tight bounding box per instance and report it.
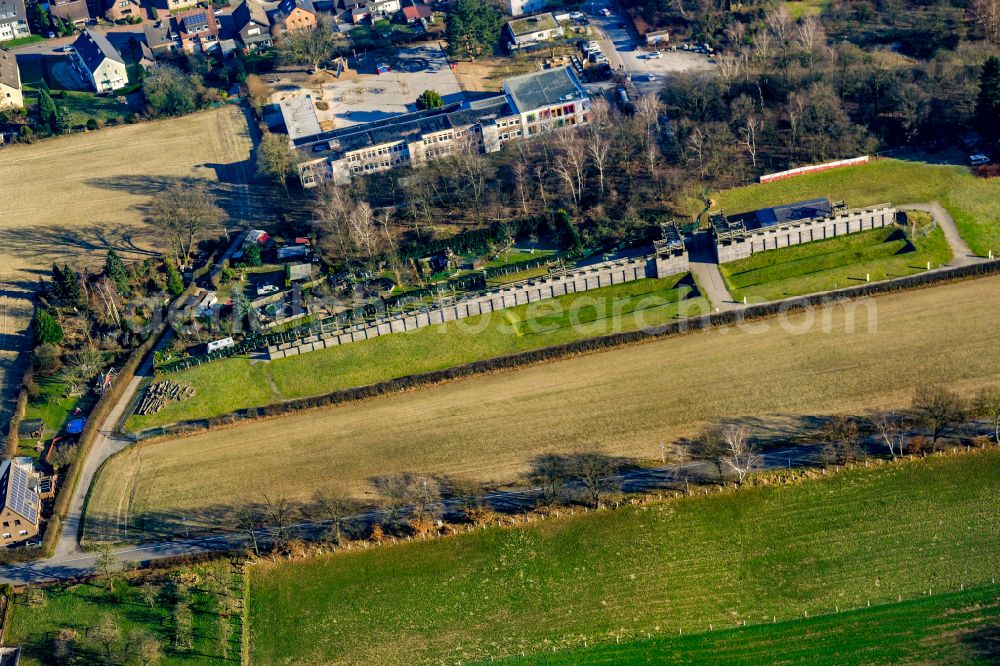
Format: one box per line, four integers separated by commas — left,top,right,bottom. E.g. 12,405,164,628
401,4,432,21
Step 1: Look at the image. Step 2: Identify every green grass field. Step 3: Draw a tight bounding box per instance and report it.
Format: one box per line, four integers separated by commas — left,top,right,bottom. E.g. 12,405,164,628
127,274,709,431
499,584,1000,665
704,158,1000,257
784,0,831,18
719,224,952,301
247,450,1000,665
6,560,242,665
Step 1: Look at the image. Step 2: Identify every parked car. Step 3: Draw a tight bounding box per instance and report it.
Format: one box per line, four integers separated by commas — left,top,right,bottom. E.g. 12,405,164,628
600,7,612,16
969,154,991,166
569,10,584,19
647,73,658,81
647,50,662,59
256,284,279,296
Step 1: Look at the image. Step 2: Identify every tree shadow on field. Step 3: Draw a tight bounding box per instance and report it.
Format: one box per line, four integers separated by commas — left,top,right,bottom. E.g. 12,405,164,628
84,172,290,226
0,222,161,267
962,623,1000,661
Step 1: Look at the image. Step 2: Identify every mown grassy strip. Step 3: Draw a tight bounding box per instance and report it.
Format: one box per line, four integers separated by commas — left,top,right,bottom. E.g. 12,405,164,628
497,584,1000,665
247,450,1000,665
705,158,1000,257
719,225,952,301
127,274,708,431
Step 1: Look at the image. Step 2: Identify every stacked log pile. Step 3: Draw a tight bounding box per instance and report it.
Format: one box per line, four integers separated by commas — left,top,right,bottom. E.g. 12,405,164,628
136,381,196,415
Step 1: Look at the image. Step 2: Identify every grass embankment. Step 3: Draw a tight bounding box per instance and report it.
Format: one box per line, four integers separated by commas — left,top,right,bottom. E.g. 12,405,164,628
6,560,242,665
127,274,708,431
87,275,1000,543
720,224,952,302
499,584,1000,665
247,450,1000,665
703,158,1000,256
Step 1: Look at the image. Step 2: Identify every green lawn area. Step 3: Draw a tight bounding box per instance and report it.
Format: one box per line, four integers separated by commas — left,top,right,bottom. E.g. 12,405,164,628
126,274,710,431
487,265,550,286
704,158,1000,257
483,248,555,269
24,376,87,434
784,0,831,19
0,34,43,48
248,450,1000,665
499,584,1000,665
6,560,242,665
719,224,952,302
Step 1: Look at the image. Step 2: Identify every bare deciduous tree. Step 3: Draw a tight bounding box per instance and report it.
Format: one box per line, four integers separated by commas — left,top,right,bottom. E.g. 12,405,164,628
691,426,726,481
720,425,759,485
974,387,1000,443
871,412,906,459
819,414,862,465
91,614,122,662
913,385,966,445
93,544,121,591
569,452,624,508
309,490,356,545
529,453,570,508
235,505,263,557
264,495,294,547
148,185,226,265
971,0,1000,43
553,133,587,209
740,117,761,167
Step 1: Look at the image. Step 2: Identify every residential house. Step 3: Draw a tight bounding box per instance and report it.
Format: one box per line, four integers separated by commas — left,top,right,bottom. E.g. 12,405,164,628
271,0,317,34
504,0,551,18
338,0,364,20
154,0,198,12
105,0,142,22
368,0,399,16
0,0,29,43
49,0,91,25
506,12,562,48
176,7,220,53
231,0,272,52
290,67,590,187
400,3,431,24
0,48,21,110
0,459,40,547
142,19,178,55
126,34,157,69
67,29,129,93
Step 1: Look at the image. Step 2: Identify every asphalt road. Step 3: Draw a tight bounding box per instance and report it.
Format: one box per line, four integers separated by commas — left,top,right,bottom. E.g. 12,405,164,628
0,444,825,585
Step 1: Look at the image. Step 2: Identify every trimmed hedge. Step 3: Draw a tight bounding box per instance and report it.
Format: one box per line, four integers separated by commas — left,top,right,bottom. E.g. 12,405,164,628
134,260,1000,441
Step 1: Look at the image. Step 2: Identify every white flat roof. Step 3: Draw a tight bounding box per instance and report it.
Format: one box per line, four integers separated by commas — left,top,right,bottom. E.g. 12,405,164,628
280,93,324,142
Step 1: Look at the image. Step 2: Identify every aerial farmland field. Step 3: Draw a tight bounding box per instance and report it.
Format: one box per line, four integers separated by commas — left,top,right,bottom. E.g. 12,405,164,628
0,107,260,427
84,274,1000,543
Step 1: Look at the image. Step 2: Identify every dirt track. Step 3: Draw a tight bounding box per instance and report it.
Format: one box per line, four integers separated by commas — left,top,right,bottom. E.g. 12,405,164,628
0,106,260,427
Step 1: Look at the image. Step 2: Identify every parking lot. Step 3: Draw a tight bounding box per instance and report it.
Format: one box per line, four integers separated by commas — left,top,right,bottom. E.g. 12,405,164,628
273,43,465,131
585,2,715,95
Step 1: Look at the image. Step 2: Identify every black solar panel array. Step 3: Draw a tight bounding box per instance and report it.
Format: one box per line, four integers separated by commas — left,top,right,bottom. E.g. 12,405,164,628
0,463,39,525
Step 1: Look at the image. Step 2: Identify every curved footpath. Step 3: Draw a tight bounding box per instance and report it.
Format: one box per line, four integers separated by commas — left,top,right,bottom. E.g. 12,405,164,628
1,203,993,585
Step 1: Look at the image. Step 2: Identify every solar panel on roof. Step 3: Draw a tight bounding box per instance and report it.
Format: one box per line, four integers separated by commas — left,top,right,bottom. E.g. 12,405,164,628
7,465,38,524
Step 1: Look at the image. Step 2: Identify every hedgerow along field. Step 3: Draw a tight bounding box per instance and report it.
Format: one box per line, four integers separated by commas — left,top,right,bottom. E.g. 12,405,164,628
126,274,710,431
246,450,1000,665
719,220,952,302
701,157,1000,257
0,107,260,428
85,274,1000,543
6,559,243,665
499,584,1000,665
